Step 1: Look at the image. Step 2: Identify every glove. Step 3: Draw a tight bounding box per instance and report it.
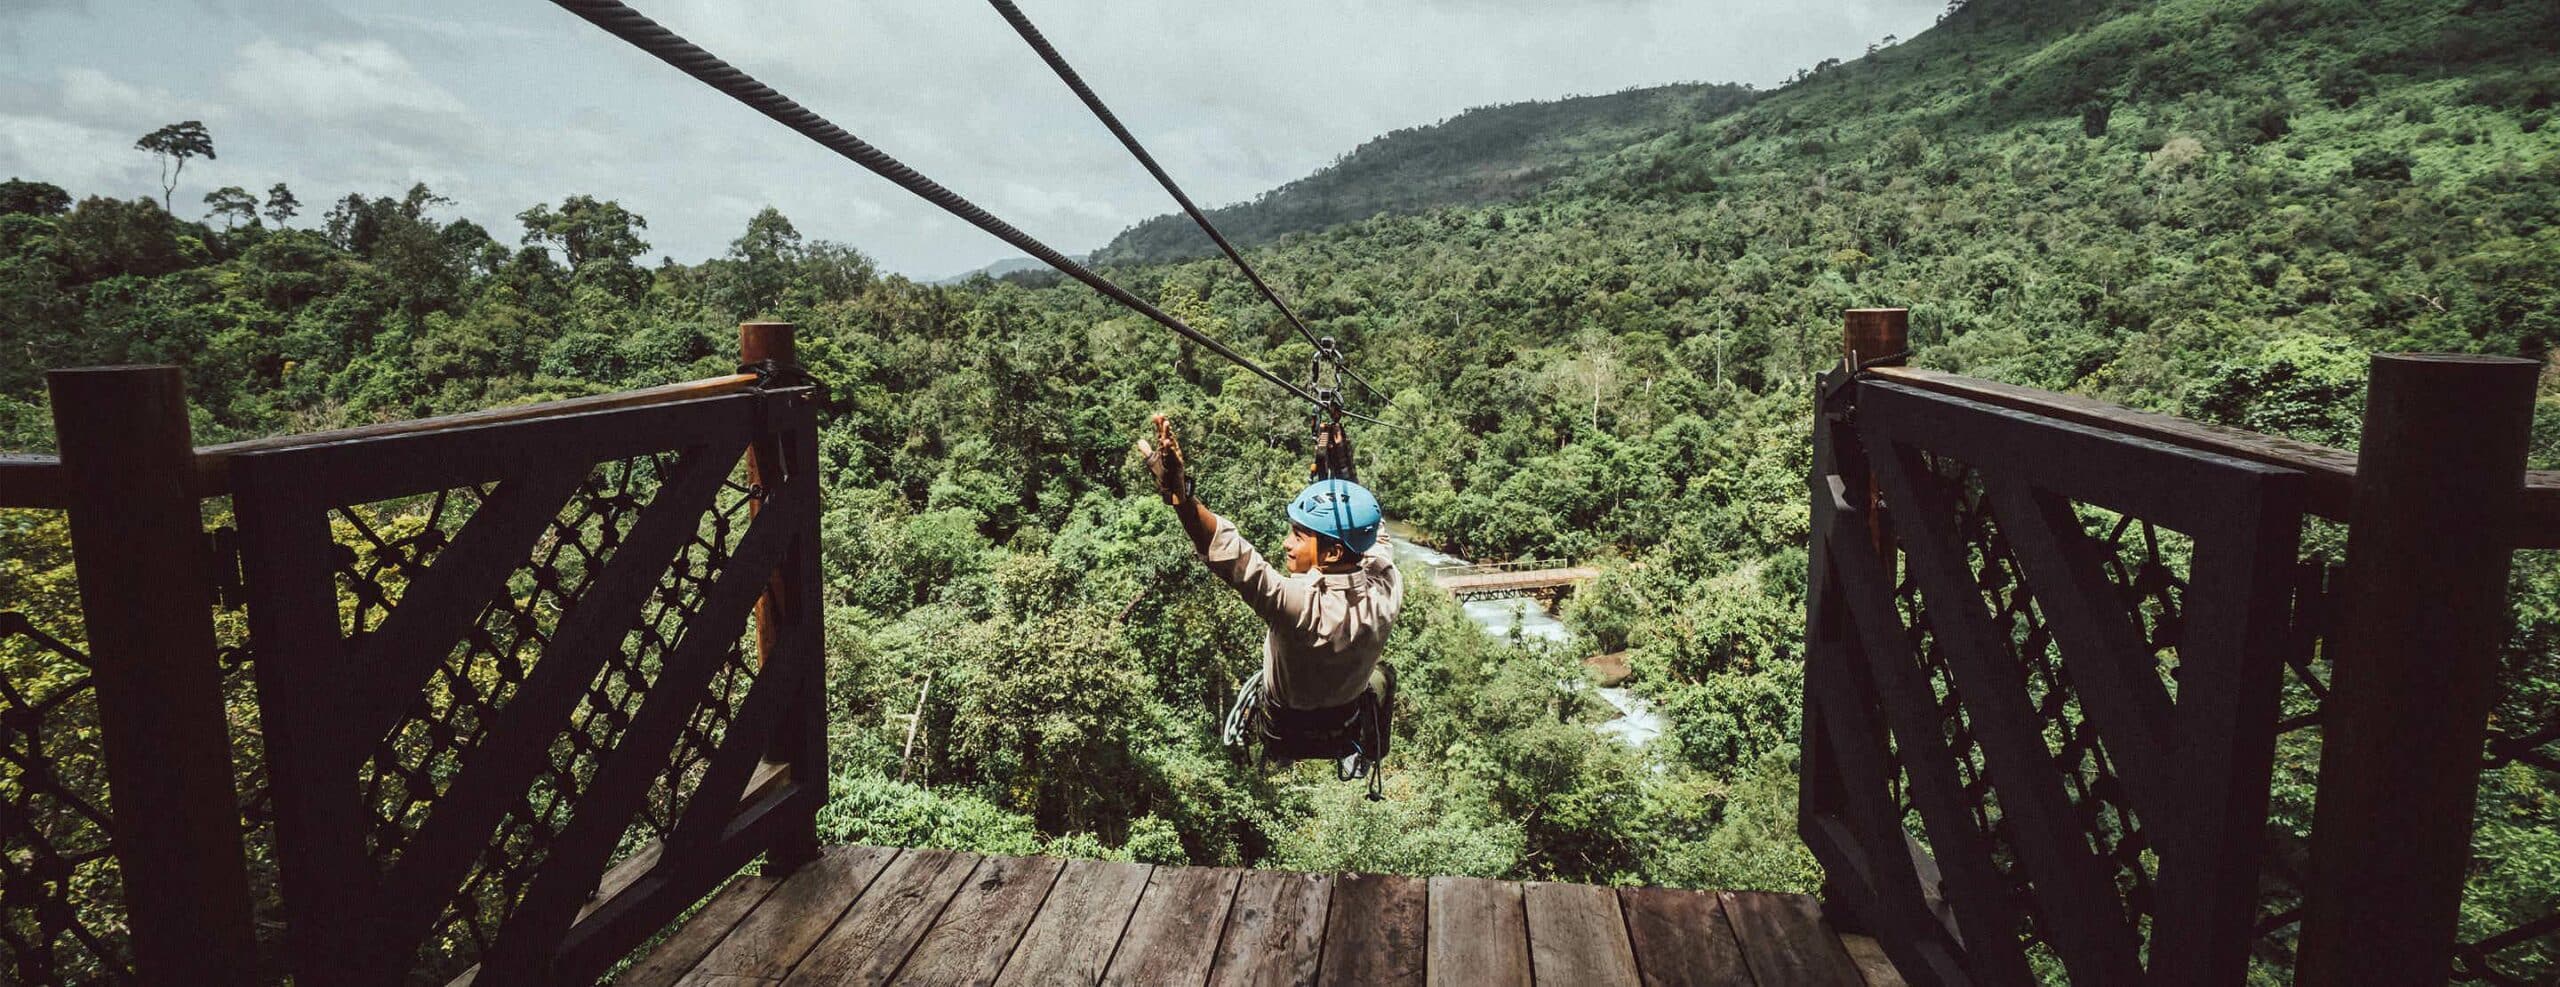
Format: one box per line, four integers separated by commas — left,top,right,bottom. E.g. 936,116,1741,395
1312,420,1353,480
1136,414,1193,505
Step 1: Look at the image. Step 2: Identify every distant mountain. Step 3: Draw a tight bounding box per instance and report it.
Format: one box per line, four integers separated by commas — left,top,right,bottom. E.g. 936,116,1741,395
931,256,1055,285
1091,82,1762,266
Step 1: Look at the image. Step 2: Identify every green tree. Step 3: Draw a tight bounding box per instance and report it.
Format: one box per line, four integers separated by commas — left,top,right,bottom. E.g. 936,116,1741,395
0,179,71,217
202,186,258,229
56,195,194,282
133,121,214,213
517,195,651,301
263,182,300,225
2350,147,2414,183
2081,99,2112,138
723,206,804,317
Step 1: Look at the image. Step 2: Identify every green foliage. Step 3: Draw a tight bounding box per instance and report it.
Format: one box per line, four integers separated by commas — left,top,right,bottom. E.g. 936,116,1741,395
1269,777,1526,877
517,194,652,301
2189,331,2368,444
0,179,70,217
2349,145,2414,181
1641,755,1824,894
814,771,1045,856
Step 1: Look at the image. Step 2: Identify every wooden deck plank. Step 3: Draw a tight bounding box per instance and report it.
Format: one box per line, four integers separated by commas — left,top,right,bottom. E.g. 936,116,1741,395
1102,866,1246,987
1838,934,1911,987
614,873,781,987
993,858,1155,987
1618,886,1752,987
639,849,1909,987
1719,892,1865,987
895,855,1070,987
1426,876,1529,987
780,847,981,986
1522,881,1640,987
1205,870,1331,987
685,845,897,980
1318,872,1426,987
672,975,778,987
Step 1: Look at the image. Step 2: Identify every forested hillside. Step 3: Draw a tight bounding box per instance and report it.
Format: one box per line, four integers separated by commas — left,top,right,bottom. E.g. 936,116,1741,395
4,0,2559,981
1092,82,1761,265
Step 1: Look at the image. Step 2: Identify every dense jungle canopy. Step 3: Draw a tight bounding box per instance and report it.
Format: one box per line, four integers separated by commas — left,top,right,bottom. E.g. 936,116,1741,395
3,0,2557,981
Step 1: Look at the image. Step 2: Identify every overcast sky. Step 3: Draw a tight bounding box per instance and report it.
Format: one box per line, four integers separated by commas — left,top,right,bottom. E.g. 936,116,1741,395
2,0,1944,278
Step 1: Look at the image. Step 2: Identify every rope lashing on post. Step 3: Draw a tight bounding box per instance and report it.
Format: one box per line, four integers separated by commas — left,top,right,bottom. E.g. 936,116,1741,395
546,0,1319,407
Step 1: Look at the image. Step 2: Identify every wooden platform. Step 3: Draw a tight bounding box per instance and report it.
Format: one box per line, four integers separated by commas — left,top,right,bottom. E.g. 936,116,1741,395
616,845,1905,986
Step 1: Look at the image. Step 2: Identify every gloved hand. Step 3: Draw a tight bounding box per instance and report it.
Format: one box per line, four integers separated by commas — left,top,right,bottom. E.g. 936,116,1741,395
1311,420,1353,480
1135,413,1192,504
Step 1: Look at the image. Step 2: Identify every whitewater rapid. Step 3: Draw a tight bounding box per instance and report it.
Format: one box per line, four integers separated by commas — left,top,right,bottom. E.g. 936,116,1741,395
1382,523,1662,747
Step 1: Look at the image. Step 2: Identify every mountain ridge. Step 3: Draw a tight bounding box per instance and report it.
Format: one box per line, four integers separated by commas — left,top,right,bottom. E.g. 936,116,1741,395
1091,82,1761,266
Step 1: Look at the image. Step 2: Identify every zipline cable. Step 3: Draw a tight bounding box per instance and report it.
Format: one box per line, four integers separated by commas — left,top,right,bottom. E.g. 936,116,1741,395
547,0,1319,406
983,0,1397,413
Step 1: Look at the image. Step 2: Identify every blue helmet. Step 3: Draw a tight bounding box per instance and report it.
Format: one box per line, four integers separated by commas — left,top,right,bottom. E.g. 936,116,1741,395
1288,479,1383,554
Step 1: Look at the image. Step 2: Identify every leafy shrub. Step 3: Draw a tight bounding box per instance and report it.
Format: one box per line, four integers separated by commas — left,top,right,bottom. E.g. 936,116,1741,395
2349,146,2415,182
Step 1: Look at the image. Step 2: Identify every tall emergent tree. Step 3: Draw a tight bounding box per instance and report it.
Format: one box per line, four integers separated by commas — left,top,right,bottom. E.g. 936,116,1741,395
263,182,300,225
134,121,215,213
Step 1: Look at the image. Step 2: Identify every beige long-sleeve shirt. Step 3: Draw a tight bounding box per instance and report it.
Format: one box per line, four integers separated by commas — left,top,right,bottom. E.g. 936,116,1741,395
1200,516,1403,710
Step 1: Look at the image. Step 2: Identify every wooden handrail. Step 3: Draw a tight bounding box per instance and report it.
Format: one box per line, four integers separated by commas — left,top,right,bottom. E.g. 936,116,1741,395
1869,366,2560,548
189,373,761,496
0,452,69,509
5,374,764,508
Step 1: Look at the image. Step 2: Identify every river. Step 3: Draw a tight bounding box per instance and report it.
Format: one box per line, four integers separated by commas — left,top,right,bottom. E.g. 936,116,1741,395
1381,523,1663,747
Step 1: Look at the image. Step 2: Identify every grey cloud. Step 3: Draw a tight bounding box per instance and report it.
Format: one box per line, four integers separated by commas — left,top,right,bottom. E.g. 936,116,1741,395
5,0,1944,275
0,0,83,15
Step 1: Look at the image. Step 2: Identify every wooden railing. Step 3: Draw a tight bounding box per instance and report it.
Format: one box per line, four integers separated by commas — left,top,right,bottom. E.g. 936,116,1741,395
0,323,828,985
1801,308,2557,985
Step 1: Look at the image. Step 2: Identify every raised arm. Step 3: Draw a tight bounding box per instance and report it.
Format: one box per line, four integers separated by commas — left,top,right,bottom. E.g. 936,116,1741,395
1137,413,1218,553
1138,414,1322,631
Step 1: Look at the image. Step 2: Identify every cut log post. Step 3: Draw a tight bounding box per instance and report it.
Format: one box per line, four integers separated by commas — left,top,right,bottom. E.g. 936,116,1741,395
739,321,824,869
1809,309,1913,939
740,320,797,672
1842,308,1909,371
2296,353,2539,987
1842,309,1907,561
47,366,260,987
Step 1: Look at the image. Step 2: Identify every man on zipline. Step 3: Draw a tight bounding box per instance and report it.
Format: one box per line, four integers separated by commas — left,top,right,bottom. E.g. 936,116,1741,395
1137,415,1402,774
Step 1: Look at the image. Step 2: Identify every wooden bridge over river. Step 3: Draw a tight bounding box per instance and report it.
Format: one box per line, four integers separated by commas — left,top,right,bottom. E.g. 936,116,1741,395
1432,560,1600,603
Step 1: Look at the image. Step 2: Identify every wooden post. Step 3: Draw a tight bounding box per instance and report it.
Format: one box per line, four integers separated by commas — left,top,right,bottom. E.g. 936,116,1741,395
739,320,795,673
1842,308,1909,371
1843,308,1908,559
1811,308,1913,936
47,366,260,987
738,321,822,868
2296,353,2539,987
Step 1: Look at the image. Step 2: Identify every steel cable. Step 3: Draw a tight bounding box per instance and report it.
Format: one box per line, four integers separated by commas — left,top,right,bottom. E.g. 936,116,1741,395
984,0,1392,407
547,0,1318,405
